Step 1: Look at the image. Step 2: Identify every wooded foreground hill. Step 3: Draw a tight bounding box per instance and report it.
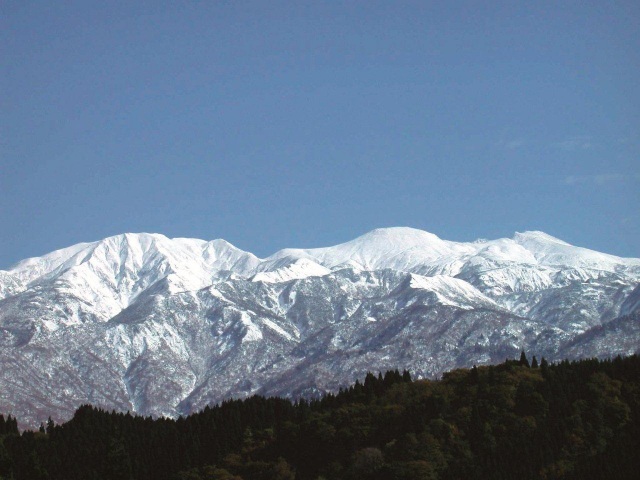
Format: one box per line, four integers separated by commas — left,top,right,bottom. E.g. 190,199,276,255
1,354,639,480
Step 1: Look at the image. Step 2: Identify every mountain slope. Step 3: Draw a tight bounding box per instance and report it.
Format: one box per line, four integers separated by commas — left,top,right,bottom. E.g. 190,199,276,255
1,228,638,427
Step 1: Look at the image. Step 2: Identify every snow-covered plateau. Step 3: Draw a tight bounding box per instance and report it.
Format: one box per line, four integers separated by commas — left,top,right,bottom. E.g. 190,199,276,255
1,227,638,428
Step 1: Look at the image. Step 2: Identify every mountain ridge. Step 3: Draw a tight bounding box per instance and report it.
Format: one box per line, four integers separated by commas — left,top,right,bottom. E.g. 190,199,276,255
1,227,638,428
4,227,639,285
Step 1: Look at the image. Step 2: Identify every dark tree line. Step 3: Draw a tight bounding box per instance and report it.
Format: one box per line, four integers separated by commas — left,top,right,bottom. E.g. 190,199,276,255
1,356,639,479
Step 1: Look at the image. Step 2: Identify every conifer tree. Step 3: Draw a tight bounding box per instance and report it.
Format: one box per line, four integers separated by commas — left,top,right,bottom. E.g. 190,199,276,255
46,417,55,435
519,350,530,368
540,357,549,377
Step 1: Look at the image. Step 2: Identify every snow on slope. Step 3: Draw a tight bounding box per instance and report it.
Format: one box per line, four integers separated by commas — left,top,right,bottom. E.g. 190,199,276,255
1,233,261,309
268,227,476,274
266,227,640,280
1,227,639,428
620,285,640,317
4,228,638,296
403,274,503,310
251,258,331,283
7,241,95,285
1,228,637,330
513,231,640,271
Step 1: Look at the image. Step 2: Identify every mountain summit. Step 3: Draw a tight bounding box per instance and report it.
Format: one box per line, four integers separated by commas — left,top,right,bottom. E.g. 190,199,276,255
1,228,639,427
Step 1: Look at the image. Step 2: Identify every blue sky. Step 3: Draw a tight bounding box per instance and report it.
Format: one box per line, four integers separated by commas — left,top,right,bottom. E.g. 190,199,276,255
2,1,639,267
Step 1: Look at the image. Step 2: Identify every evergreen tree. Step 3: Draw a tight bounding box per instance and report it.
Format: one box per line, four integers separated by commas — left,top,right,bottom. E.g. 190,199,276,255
540,357,549,377
519,350,530,368
46,417,55,435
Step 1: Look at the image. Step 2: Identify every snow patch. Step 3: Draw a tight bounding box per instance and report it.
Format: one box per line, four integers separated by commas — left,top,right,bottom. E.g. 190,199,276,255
240,312,263,342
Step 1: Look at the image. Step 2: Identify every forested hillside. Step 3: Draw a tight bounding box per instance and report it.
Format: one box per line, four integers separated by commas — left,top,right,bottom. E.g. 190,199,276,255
1,354,639,480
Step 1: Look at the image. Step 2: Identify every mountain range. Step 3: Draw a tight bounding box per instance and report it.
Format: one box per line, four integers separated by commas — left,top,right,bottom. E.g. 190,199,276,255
1,227,638,428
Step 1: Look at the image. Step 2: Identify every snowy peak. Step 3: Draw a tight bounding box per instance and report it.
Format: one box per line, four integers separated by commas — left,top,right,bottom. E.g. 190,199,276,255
513,231,639,271
346,227,446,249
262,228,639,284
3,228,638,305
5,233,258,289
513,230,571,246
268,227,475,273
315,227,463,266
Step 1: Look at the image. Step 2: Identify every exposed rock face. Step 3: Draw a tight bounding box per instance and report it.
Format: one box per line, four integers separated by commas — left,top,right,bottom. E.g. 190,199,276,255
1,228,638,427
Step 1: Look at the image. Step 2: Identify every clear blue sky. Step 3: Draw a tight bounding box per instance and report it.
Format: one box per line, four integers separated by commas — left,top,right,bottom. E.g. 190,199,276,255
2,1,639,268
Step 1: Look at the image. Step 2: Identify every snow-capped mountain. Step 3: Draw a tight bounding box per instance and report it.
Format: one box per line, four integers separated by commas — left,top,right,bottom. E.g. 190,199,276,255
1,228,638,428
